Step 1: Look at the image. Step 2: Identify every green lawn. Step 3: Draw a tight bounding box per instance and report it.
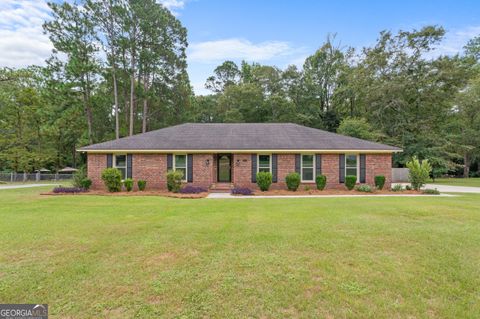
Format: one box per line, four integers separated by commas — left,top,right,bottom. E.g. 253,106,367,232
1,187,479,318
430,177,480,187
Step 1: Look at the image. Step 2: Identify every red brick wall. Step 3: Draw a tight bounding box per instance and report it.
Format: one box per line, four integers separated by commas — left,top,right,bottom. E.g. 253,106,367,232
87,154,106,190
132,154,167,189
366,154,392,189
232,154,254,188
191,154,215,188
321,154,342,189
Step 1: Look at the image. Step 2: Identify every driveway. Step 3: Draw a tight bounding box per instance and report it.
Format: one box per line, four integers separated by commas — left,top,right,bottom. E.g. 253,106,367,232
395,183,480,194
0,184,57,190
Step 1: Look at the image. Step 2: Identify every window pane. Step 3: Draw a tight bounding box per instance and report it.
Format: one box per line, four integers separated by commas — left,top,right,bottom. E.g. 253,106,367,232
346,168,357,177
118,168,126,180
302,168,314,181
346,155,357,167
259,155,270,167
302,155,314,167
176,168,186,180
115,155,126,167
259,167,270,173
175,155,186,168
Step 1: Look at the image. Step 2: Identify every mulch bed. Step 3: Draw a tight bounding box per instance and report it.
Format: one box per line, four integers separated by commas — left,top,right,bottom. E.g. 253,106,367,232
250,189,423,196
41,190,208,199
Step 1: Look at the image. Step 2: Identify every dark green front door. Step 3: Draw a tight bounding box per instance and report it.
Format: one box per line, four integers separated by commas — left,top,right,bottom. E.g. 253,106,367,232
217,154,232,182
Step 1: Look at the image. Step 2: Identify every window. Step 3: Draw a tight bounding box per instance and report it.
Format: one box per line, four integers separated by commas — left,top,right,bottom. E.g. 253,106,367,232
345,154,358,179
114,154,127,179
174,154,187,181
301,155,315,182
258,154,271,173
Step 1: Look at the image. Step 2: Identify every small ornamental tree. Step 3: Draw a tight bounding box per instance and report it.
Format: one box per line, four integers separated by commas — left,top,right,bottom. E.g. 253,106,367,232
256,172,272,191
316,175,327,190
72,166,87,188
101,168,122,192
167,170,183,193
80,178,92,190
285,172,301,191
345,175,357,190
374,175,385,190
137,180,147,191
406,156,432,190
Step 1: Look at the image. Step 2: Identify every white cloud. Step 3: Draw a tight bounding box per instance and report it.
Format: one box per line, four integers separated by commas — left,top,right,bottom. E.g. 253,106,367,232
189,38,295,63
158,0,186,10
430,25,480,57
0,0,53,68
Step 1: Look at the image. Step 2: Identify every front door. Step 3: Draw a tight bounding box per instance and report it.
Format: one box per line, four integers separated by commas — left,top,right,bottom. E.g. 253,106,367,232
217,154,232,182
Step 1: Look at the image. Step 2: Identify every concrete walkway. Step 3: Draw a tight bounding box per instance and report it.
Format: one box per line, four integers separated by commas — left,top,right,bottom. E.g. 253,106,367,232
0,184,57,190
395,183,480,194
207,193,455,199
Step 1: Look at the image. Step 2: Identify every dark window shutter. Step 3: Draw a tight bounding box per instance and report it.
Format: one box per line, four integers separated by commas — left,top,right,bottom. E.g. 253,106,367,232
107,154,113,168
251,154,257,183
187,154,193,182
272,154,278,183
167,154,173,171
360,154,366,183
127,154,133,179
315,154,322,177
339,154,345,183
295,154,301,174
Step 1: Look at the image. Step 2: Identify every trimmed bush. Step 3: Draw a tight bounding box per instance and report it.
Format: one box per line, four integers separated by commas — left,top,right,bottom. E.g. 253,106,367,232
79,178,92,190
316,175,327,190
53,187,86,193
256,171,272,192
123,178,133,192
101,168,122,192
180,185,207,194
406,156,432,190
355,184,373,193
285,172,300,191
231,187,253,195
137,180,147,191
392,184,404,192
167,170,183,193
374,175,385,190
423,188,440,195
345,175,357,190
405,184,412,190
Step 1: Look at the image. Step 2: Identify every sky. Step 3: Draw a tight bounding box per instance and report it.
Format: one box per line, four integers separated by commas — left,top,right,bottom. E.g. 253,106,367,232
1,0,480,95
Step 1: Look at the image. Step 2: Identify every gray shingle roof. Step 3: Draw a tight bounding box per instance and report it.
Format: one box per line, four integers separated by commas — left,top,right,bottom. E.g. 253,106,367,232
78,123,402,152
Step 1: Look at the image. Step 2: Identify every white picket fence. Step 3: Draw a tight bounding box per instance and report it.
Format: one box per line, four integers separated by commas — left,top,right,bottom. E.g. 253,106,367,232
0,172,73,182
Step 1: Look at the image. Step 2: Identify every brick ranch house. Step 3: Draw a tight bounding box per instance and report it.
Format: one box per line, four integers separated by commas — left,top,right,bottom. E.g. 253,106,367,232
79,123,402,191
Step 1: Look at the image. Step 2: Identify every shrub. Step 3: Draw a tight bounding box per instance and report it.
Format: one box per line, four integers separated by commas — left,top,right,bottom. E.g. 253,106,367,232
123,178,133,192
423,188,440,195
355,184,373,193
180,185,207,194
53,187,86,193
72,166,87,188
231,187,253,195
166,170,183,193
405,184,412,190
406,156,432,191
316,175,327,190
101,168,122,192
80,178,92,190
137,180,147,191
256,171,272,191
392,184,404,192
285,172,300,191
374,175,385,190
345,175,357,190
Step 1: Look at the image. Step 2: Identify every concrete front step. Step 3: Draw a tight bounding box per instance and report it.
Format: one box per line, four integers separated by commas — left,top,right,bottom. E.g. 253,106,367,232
210,183,233,193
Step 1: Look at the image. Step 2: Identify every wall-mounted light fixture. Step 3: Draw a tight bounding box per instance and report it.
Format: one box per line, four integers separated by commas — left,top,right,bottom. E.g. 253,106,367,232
236,159,241,166
205,159,210,166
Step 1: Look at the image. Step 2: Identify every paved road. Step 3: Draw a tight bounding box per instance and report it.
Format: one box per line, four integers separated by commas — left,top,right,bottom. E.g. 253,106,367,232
0,184,57,190
396,183,480,194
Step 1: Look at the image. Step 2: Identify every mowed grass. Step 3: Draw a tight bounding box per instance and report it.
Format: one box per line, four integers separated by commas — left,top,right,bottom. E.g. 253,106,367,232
430,177,480,187
1,188,479,318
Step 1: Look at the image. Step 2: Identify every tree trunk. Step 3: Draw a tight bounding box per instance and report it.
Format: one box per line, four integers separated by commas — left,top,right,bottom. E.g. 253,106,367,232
112,70,119,139
142,74,148,133
464,153,470,178
83,74,94,144
129,32,136,136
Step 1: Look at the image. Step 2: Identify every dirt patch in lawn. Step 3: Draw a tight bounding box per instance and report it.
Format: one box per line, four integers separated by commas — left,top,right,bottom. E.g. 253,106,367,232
40,190,208,199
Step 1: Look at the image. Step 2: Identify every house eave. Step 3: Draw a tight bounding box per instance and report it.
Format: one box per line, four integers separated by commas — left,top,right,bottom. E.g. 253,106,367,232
77,149,402,154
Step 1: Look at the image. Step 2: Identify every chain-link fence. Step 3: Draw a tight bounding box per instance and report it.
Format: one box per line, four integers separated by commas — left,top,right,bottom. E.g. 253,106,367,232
0,172,73,182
